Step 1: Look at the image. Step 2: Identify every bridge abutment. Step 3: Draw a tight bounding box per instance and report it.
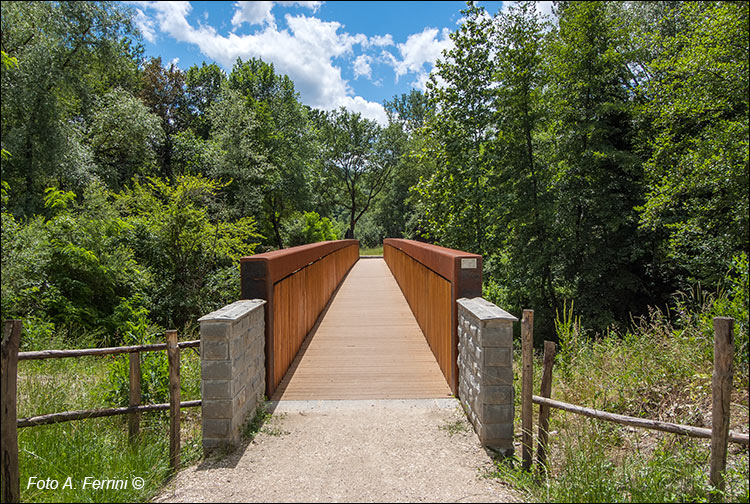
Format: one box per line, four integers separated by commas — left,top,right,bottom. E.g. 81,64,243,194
457,297,517,456
198,299,266,453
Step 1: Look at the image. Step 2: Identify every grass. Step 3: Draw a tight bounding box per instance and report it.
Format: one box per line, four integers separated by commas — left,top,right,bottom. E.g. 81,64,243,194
484,288,750,503
15,337,203,503
241,403,289,442
359,245,383,256
440,418,472,437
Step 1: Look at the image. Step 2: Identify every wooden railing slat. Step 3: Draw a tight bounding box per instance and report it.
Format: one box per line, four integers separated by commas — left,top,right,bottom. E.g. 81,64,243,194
18,340,200,360
531,395,748,445
17,401,202,428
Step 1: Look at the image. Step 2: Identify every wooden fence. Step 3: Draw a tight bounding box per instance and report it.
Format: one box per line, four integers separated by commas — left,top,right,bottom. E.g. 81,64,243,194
383,239,482,395
241,240,359,396
1,320,201,504
519,311,748,501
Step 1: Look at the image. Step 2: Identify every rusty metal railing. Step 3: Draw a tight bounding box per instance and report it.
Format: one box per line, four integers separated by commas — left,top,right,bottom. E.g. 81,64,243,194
240,240,359,396
383,239,482,395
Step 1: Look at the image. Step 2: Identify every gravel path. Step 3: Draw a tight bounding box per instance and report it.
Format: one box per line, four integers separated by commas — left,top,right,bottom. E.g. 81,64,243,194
154,399,521,503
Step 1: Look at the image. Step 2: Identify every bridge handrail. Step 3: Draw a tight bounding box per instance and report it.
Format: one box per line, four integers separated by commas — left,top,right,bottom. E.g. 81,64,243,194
240,239,360,396
383,238,482,395
383,239,482,288
240,239,359,286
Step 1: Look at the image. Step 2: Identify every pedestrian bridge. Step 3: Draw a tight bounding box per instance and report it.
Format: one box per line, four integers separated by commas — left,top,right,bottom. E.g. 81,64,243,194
239,239,482,401
200,238,516,454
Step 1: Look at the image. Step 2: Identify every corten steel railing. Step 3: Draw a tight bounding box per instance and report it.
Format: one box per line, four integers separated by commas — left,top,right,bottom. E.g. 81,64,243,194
383,239,482,395
240,240,359,396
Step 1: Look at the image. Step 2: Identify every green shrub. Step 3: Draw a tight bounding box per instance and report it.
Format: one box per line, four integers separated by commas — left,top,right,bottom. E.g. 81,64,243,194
282,210,340,247
104,301,169,407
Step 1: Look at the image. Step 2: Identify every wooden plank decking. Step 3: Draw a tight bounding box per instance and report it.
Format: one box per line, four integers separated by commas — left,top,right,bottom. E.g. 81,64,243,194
271,257,453,400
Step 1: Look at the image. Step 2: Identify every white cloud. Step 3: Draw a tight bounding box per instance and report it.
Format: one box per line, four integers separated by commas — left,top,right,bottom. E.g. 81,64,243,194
385,26,453,90
230,1,324,28
365,33,394,48
133,2,388,124
536,1,555,19
231,1,275,28
339,96,388,125
134,7,157,43
353,54,372,80
168,57,180,68
277,1,323,12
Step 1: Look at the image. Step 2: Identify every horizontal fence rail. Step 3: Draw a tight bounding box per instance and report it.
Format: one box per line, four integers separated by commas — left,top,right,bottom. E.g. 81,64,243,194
383,239,482,395
1,321,198,502
241,240,359,395
531,395,749,445
18,340,199,360
17,401,202,428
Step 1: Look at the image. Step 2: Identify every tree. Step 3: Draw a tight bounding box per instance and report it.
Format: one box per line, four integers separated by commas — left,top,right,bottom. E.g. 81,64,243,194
490,1,558,331
89,87,164,189
223,57,312,249
546,0,647,328
183,62,225,140
138,57,186,180
1,1,141,215
321,108,390,239
374,91,435,239
416,1,497,255
384,89,432,133
116,175,261,327
638,1,749,286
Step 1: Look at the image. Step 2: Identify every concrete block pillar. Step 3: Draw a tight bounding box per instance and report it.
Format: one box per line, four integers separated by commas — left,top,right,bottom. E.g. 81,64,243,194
198,299,266,453
457,297,517,456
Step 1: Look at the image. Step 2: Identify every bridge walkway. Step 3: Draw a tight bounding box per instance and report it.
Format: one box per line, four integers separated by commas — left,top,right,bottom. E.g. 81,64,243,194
271,257,452,400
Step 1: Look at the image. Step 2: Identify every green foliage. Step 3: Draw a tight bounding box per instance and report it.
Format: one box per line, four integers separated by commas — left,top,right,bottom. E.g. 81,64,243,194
353,211,385,249
242,402,273,442
2,175,260,345
17,353,202,503
105,301,169,407
222,57,312,248
183,62,226,140
1,0,140,214
418,1,497,255
116,174,262,327
493,274,749,503
138,57,186,180
412,0,749,342
673,252,750,379
89,87,164,189
282,211,340,247
319,107,389,239
638,2,749,286
2,182,150,343
554,299,582,376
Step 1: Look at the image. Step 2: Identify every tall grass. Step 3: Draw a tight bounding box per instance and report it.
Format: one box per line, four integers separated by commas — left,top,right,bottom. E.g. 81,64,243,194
15,341,202,502
359,245,384,256
490,261,749,503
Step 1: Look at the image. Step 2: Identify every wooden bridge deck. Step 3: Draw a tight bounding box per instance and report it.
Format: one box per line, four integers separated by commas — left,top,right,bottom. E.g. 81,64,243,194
271,258,453,400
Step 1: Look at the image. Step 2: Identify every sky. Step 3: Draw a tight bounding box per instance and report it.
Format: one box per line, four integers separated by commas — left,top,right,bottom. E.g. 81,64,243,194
127,1,553,124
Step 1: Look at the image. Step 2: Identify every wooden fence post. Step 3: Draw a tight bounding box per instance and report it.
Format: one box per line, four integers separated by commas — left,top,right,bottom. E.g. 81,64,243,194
521,309,534,471
2,320,21,504
710,317,734,502
537,340,556,476
128,352,141,439
166,330,180,472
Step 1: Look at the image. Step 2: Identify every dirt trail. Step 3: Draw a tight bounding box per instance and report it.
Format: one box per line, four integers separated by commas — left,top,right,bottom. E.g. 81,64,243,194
155,399,521,503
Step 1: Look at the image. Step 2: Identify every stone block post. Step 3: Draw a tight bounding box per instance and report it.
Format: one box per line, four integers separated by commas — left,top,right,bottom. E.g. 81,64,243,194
457,297,517,456
198,299,266,453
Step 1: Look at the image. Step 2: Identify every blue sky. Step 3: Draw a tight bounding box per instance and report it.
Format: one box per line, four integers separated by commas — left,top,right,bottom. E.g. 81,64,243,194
128,1,553,123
